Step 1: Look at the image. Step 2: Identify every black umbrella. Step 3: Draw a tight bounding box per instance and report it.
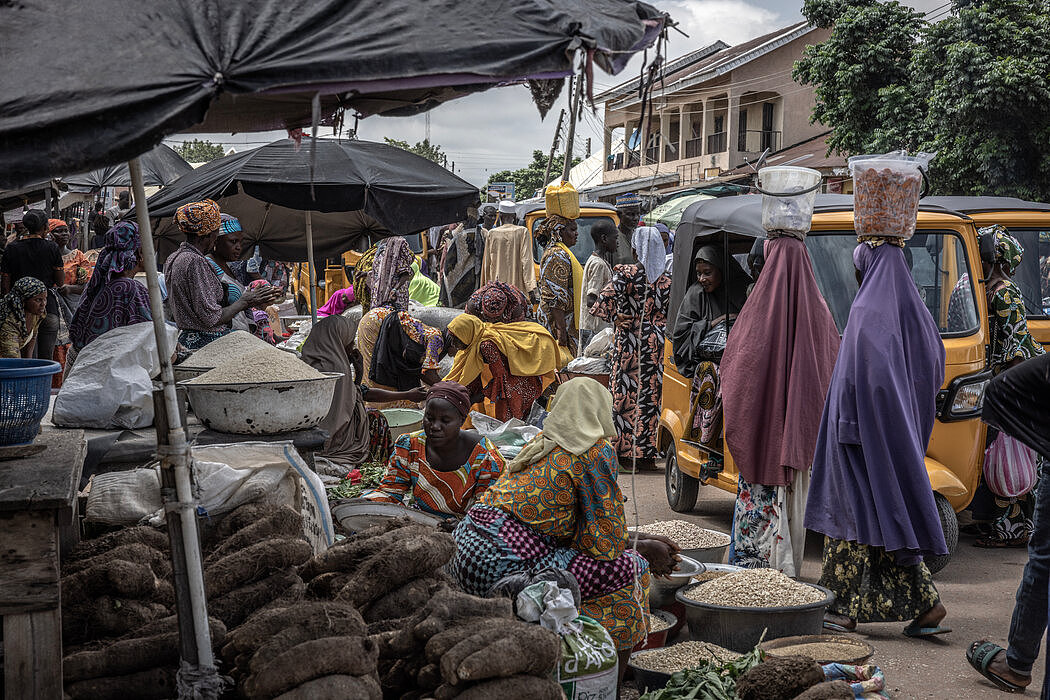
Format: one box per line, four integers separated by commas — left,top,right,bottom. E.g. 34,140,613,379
0,0,667,189
63,144,192,191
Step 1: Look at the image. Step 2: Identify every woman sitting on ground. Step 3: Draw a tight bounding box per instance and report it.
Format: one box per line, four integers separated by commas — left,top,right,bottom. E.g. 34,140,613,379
443,313,562,422
300,315,426,471
68,221,152,366
450,378,679,680
670,244,749,476
364,381,505,519
465,281,531,324
0,277,47,358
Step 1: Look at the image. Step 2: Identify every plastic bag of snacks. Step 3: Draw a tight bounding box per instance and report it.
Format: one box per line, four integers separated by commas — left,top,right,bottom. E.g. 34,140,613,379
545,181,580,220
849,151,935,240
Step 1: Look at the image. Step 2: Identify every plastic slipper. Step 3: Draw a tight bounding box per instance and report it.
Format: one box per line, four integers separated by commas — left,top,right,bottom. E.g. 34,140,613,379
903,621,952,637
823,620,854,633
966,640,1027,693
975,536,1029,549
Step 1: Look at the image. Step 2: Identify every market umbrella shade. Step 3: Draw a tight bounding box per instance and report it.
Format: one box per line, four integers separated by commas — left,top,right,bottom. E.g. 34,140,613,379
62,144,192,192
0,0,666,189
146,138,480,261
645,193,713,231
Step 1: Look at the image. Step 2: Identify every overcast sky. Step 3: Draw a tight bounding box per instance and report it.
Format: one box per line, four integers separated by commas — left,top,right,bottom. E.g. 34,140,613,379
166,0,947,189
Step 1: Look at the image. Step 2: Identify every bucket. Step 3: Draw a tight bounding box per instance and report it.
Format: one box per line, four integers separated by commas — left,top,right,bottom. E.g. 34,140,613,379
757,166,821,235
381,408,423,441
849,153,930,240
0,359,62,446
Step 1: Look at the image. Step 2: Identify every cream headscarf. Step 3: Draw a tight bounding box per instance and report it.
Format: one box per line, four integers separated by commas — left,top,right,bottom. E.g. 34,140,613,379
506,377,616,473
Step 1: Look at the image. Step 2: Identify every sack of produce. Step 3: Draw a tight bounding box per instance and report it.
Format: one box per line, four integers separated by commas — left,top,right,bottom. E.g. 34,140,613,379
545,181,581,220
516,582,618,700
849,151,934,240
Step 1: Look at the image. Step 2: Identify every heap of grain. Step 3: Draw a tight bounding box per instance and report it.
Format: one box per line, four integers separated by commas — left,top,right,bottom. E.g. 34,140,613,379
180,330,272,368
631,641,738,674
186,348,323,384
635,520,731,549
681,569,825,608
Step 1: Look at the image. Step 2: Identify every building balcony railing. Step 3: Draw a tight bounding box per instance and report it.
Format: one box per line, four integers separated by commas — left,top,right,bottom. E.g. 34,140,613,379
739,129,782,153
707,131,728,154
684,137,703,159
605,150,641,172
644,145,659,164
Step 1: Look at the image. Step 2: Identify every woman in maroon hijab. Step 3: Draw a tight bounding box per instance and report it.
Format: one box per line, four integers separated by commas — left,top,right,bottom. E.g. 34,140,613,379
720,231,839,575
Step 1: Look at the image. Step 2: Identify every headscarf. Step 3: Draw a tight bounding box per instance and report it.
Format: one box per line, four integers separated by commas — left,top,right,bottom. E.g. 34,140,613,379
537,214,573,245
317,286,355,318
721,237,840,487
47,218,67,233
71,221,141,326
299,316,372,466
805,243,947,565
409,261,440,307
426,381,472,418
218,213,242,236
0,277,47,338
655,222,673,254
174,199,221,236
632,226,666,284
369,237,415,310
506,377,615,473
444,314,563,390
353,244,378,313
979,224,1024,276
670,243,750,377
466,282,530,324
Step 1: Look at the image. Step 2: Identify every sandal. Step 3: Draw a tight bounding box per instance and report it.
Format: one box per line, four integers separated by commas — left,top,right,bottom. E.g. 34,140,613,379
903,620,952,637
974,536,1029,549
966,640,1028,693
822,614,856,633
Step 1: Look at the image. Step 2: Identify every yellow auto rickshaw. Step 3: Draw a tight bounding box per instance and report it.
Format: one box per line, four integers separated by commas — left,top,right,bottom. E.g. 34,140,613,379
520,201,621,268
659,194,996,573
291,249,363,314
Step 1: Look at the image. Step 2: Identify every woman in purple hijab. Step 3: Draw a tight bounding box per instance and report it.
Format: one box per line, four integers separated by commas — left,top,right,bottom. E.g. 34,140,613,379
805,238,950,637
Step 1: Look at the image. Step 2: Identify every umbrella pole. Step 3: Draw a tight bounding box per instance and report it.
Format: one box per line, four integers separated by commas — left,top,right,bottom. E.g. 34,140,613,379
306,210,317,324
129,158,219,698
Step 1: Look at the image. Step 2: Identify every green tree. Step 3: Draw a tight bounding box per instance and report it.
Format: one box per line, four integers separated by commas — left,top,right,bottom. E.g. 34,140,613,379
795,0,1050,198
487,150,581,200
174,139,227,163
382,137,447,165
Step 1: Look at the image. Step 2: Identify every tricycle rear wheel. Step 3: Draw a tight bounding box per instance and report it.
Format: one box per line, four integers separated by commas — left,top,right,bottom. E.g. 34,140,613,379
925,492,958,575
665,444,699,513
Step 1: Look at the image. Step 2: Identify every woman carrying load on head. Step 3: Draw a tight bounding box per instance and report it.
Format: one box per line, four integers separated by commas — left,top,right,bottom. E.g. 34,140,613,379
465,281,530,324
591,226,673,470
355,237,444,407
669,243,749,477
162,199,281,350
364,381,505,519
806,237,950,638
443,313,562,422
0,277,47,359
537,214,583,355
450,378,680,677
969,225,1045,548
720,230,840,575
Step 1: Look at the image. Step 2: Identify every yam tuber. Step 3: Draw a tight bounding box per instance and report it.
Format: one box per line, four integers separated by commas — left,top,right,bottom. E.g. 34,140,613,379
225,600,363,659
736,656,826,700
66,526,169,563
305,571,352,599
411,589,513,641
204,537,311,598
299,523,434,580
453,675,564,699
64,666,176,700
63,597,166,645
336,532,455,609
792,680,855,700
64,622,226,682
273,673,381,700
363,576,448,623
424,620,507,663
244,636,379,699
64,543,172,579
63,559,157,602
454,624,560,682
248,609,370,673
416,663,442,690
205,507,303,565
208,569,302,628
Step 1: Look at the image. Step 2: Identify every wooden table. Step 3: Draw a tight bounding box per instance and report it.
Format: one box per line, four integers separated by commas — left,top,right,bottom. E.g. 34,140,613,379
0,429,86,699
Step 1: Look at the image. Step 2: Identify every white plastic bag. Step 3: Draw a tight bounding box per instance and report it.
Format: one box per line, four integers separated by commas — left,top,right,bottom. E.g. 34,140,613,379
53,322,178,429
583,327,614,358
469,411,541,459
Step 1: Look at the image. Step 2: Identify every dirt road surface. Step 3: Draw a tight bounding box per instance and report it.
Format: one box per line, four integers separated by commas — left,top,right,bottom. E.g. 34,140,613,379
625,469,1043,699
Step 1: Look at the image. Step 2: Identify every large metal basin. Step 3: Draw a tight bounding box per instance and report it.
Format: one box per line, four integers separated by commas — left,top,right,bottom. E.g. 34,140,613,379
180,372,341,435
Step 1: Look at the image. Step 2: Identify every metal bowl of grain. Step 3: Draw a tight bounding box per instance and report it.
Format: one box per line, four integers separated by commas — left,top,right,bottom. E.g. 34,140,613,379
179,372,342,435
648,555,703,608
675,569,835,653
760,634,873,665
630,520,731,563
690,563,744,584
628,641,738,693
632,609,678,653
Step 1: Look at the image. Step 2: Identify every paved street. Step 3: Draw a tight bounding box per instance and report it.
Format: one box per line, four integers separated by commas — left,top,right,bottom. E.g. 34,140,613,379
626,470,1043,699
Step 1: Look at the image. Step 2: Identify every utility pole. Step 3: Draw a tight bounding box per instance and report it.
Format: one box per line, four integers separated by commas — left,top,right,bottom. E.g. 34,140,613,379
586,138,591,158
561,76,583,182
542,109,566,189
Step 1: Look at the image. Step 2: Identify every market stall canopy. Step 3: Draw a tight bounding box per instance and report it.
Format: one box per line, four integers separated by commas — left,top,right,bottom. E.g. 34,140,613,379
0,0,667,188
62,145,193,192
147,138,480,261
645,193,713,231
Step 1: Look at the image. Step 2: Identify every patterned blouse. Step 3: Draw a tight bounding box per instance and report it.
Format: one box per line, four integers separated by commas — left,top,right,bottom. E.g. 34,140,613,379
480,438,625,560
365,430,505,518
989,279,1044,372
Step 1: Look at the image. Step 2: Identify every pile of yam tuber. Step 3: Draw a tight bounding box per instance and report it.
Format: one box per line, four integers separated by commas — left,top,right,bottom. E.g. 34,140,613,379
60,507,564,699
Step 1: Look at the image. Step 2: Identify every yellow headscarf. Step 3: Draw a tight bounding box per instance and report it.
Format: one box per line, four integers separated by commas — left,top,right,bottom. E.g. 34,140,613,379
507,377,616,473
556,241,584,321
444,314,565,390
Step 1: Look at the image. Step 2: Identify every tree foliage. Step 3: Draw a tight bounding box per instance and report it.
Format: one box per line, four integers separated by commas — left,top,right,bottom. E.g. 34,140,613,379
486,150,582,200
382,137,447,165
795,0,1050,199
174,139,227,163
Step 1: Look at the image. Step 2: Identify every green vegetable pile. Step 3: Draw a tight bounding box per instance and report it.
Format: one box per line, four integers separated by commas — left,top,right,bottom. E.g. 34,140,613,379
639,645,765,700
325,462,387,500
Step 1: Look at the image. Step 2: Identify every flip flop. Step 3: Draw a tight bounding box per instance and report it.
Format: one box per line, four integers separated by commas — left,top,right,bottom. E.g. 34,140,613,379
975,536,1029,549
903,621,952,637
967,640,1028,693
822,619,855,633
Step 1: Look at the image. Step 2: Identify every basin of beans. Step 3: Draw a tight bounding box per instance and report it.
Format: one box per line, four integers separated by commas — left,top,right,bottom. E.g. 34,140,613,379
630,641,738,674
680,569,826,608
